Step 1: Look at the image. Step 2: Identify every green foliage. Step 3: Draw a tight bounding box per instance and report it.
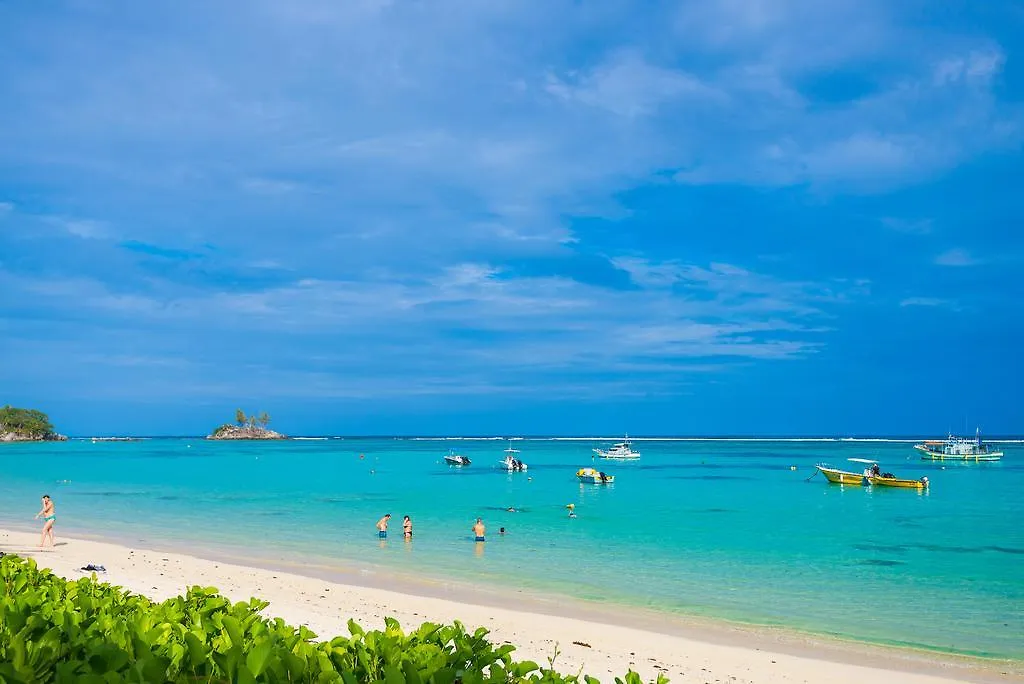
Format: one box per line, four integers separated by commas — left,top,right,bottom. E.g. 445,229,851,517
0,555,668,684
0,405,55,438
236,408,247,427
212,424,237,437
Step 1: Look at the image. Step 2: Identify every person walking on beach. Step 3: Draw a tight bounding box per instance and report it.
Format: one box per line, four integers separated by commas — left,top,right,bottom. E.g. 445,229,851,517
34,495,56,549
472,517,486,542
402,515,412,540
376,513,391,539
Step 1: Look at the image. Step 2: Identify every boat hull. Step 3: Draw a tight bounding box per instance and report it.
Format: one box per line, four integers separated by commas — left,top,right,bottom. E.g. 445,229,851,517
577,468,614,484
816,465,867,486
913,443,1003,461
593,450,640,460
444,457,470,466
869,476,928,489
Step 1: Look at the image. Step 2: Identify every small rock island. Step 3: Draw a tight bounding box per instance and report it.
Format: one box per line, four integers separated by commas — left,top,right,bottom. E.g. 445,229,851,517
208,409,287,440
0,405,68,442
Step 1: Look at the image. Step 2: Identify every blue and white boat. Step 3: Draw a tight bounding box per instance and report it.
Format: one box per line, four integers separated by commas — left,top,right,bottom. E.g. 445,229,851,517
914,429,1003,461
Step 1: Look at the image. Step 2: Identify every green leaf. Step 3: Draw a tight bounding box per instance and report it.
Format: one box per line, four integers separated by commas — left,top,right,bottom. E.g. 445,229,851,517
245,639,274,677
402,660,424,684
384,663,405,684
183,631,209,668
221,615,244,648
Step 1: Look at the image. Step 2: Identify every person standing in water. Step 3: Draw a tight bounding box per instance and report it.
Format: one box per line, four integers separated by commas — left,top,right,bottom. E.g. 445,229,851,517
472,517,486,542
402,515,412,540
376,513,391,539
34,495,55,548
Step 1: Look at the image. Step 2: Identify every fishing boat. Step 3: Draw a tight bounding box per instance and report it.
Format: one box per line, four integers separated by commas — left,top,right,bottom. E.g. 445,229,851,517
914,429,1003,461
577,467,614,484
593,435,640,460
444,450,471,466
869,474,929,489
814,459,873,486
499,441,527,472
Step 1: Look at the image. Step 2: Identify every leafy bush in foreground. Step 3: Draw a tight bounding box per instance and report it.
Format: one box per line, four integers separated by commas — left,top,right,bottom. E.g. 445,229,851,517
0,555,668,684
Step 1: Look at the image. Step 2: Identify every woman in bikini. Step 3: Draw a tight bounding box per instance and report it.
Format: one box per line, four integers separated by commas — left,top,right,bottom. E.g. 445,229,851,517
403,515,412,540
34,495,56,548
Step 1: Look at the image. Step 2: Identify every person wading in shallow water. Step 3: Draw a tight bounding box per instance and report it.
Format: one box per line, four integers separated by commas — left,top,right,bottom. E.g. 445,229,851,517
472,517,486,542
34,495,56,549
403,515,412,540
376,513,391,539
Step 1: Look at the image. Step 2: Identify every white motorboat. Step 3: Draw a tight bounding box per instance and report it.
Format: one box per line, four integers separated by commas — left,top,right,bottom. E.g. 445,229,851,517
593,435,640,460
444,450,471,466
500,441,527,472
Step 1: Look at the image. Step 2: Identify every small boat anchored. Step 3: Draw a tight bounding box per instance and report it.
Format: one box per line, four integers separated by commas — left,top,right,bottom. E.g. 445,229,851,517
815,460,870,486
914,429,1003,461
499,441,527,472
577,467,614,484
814,459,929,490
444,450,471,467
870,473,929,490
593,435,640,460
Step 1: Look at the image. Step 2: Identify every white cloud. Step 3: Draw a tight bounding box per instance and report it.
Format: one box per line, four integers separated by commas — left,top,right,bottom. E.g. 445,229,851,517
545,51,718,117
900,297,959,309
0,253,864,399
44,216,111,240
881,217,933,235
934,249,980,267
0,0,1015,406
934,49,1005,86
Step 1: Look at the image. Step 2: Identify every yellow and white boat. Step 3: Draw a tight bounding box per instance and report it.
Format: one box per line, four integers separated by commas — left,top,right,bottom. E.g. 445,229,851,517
816,459,930,490
577,467,614,484
869,474,929,489
815,461,870,486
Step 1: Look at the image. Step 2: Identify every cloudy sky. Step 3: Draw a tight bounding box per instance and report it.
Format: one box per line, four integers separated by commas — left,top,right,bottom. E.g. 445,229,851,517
1,0,1021,435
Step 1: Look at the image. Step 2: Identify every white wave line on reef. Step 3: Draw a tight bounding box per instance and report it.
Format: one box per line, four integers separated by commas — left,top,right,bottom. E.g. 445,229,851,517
393,437,1024,443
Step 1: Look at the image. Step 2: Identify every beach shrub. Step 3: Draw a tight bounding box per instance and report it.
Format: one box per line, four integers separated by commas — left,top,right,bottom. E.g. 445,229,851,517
0,555,668,684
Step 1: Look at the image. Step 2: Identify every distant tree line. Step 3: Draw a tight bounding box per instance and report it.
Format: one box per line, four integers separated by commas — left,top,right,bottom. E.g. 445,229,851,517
0,405,56,438
235,409,271,429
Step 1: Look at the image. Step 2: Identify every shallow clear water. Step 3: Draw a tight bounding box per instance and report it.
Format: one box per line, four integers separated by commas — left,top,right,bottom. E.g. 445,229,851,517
1,438,1021,659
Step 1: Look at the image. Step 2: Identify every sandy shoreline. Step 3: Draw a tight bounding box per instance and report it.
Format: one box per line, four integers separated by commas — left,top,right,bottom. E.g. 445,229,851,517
1,528,1020,683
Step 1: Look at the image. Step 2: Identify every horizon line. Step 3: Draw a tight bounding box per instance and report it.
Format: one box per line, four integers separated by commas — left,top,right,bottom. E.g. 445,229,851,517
59,434,1024,442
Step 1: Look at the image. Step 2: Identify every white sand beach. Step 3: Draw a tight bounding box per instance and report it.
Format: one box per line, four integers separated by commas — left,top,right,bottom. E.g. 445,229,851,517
1,528,1019,684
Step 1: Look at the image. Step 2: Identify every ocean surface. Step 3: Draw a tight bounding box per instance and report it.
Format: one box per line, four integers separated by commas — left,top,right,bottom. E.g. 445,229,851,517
1,437,1021,660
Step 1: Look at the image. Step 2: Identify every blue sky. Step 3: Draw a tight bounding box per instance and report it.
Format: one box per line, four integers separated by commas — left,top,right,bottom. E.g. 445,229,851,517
1,0,1022,436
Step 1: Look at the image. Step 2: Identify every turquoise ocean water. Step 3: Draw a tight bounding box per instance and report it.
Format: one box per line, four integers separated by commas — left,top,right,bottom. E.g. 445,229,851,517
1,438,1021,659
